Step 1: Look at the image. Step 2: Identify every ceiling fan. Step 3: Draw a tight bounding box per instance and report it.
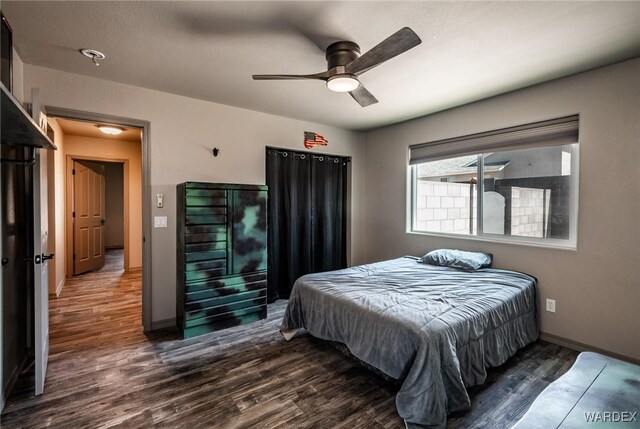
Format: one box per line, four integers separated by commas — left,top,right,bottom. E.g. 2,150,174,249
252,27,421,107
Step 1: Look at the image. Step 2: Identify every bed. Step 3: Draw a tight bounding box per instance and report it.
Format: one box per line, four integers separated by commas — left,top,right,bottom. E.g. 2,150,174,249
281,256,538,429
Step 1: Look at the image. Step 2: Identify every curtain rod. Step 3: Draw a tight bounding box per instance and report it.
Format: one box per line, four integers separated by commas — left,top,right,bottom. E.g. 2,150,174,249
267,148,351,162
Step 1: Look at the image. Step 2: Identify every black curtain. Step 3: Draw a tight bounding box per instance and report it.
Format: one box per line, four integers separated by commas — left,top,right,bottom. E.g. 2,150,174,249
266,148,348,301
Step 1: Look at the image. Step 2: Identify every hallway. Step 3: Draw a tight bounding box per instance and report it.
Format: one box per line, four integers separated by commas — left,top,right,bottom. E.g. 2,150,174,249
50,249,142,354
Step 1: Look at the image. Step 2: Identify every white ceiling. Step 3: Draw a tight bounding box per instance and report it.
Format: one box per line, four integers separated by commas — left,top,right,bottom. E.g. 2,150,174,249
4,1,640,131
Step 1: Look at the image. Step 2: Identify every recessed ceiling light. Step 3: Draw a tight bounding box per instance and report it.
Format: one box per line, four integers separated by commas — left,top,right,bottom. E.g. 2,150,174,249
98,125,124,135
80,49,106,66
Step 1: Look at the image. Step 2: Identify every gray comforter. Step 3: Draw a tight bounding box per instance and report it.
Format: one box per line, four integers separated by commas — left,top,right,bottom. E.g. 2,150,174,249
281,257,538,429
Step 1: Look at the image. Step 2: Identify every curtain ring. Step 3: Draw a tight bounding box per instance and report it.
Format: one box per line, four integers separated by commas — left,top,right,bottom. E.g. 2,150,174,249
282,152,288,157
300,154,306,159
334,158,339,163
318,156,324,161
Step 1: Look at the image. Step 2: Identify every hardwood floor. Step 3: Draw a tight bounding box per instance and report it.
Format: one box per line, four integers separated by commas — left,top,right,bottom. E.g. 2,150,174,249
1,251,578,428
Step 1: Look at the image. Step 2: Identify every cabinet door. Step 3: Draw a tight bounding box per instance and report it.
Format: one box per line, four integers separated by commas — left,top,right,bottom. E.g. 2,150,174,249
231,190,267,274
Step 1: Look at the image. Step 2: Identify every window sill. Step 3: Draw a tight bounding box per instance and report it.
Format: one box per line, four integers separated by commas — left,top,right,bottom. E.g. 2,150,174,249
406,229,577,251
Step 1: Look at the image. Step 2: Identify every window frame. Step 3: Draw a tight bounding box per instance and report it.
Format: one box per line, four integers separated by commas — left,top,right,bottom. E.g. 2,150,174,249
407,144,580,250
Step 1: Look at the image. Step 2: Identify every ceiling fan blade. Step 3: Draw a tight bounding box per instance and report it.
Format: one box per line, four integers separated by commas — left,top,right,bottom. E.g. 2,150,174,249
349,84,378,108
346,27,421,75
252,71,330,81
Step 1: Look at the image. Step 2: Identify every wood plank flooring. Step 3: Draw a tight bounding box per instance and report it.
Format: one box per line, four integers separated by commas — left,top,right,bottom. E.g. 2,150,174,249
1,250,578,428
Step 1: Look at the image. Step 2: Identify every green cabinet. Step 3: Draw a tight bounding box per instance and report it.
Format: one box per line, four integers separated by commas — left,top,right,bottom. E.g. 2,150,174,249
176,182,268,338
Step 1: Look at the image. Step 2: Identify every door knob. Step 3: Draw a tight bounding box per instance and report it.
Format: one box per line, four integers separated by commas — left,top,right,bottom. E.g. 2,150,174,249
101,219,106,225
42,253,55,261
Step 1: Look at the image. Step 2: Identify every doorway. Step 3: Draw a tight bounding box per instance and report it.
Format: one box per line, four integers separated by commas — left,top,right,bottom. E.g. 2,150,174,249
66,157,130,276
44,108,152,333
53,118,142,280
68,159,127,275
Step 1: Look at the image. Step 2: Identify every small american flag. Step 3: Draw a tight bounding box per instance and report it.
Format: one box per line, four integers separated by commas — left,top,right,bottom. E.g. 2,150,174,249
304,131,328,149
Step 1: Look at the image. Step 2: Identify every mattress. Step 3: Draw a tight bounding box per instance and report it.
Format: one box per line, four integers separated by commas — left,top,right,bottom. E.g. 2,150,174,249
281,257,538,429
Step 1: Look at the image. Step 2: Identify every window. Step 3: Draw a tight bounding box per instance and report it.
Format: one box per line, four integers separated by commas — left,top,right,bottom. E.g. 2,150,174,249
409,116,579,248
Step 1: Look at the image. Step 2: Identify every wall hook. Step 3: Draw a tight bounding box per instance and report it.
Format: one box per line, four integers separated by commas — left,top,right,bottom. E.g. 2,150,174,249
212,148,220,157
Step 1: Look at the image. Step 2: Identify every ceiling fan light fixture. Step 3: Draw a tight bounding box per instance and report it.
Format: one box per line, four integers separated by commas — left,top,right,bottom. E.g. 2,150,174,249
98,125,124,135
252,27,421,107
326,75,360,93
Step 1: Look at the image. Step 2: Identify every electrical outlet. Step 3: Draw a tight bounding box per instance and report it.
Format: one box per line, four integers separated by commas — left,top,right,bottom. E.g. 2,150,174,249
546,299,556,313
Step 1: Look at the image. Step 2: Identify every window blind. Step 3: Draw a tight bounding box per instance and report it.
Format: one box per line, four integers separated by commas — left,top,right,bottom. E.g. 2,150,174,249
409,115,579,165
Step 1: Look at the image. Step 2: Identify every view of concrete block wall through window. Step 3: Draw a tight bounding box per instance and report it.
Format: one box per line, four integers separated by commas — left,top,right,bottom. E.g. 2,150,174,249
415,181,477,234
414,146,573,240
510,187,551,237
415,181,550,237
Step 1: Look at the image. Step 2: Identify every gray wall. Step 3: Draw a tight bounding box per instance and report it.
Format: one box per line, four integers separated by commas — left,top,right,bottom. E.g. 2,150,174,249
103,163,124,249
23,64,367,325
489,146,564,179
362,58,640,361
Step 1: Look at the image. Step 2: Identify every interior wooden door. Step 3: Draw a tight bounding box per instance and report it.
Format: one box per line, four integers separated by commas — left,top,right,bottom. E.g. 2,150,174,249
33,149,50,395
73,160,106,275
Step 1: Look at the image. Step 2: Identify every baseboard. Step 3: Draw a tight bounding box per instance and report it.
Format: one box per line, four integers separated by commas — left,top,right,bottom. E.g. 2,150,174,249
150,318,176,331
56,278,65,297
49,278,65,299
126,266,142,273
105,245,124,250
540,331,640,365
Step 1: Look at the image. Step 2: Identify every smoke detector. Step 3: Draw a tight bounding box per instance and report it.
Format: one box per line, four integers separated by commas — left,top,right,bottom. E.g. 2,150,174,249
80,49,106,66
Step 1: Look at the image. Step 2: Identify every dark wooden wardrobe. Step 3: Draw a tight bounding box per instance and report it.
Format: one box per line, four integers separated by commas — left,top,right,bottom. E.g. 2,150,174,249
176,182,268,339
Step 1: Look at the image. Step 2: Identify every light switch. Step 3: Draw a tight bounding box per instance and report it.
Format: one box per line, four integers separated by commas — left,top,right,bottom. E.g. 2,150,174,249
156,193,164,208
154,216,168,228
